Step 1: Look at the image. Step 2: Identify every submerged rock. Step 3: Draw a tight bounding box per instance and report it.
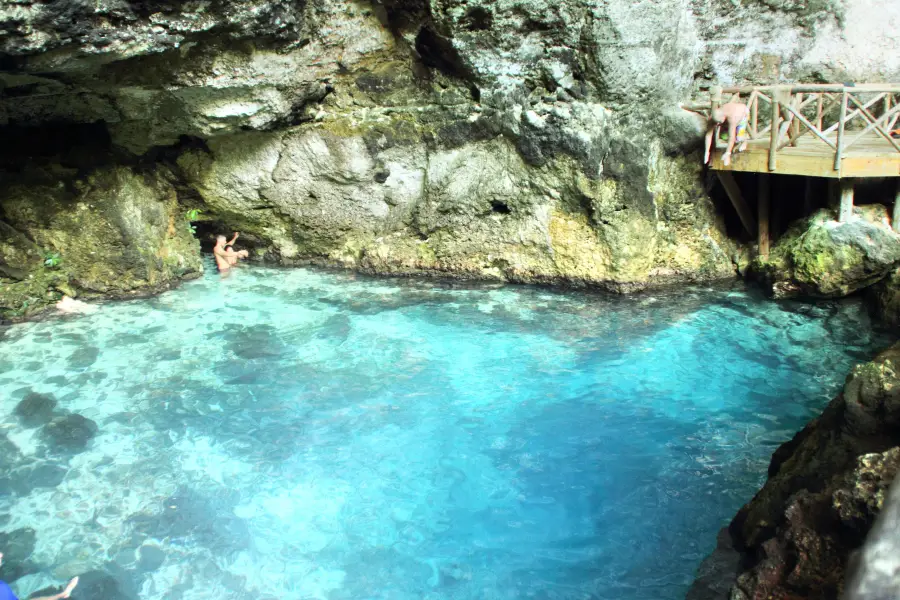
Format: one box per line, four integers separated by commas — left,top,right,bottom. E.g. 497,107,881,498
68,570,137,600
0,528,38,583
40,414,99,453
14,391,58,428
753,207,900,299
717,344,900,599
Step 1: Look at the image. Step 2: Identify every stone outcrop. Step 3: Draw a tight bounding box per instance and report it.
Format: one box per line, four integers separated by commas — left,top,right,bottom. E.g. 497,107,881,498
753,206,900,300
690,344,900,599
0,167,201,320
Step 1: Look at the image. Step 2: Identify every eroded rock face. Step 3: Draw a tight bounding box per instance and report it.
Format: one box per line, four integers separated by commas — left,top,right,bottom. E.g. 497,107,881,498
753,207,900,299
722,344,900,599
0,167,202,320
2,0,900,311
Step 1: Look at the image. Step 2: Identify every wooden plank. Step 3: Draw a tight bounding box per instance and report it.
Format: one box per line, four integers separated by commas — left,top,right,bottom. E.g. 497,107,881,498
712,149,844,177
839,178,854,222
835,90,848,171
894,179,900,233
841,156,900,178
758,174,770,257
717,171,757,235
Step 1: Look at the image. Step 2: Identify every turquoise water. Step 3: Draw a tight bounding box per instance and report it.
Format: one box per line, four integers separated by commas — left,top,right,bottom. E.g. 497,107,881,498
0,263,890,600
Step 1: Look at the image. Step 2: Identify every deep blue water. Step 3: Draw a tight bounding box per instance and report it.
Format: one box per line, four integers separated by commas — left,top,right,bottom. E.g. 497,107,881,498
0,263,890,600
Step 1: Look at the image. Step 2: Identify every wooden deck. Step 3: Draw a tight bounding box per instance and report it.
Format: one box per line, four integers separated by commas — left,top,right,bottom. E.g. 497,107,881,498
688,84,900,252
709,132,900,178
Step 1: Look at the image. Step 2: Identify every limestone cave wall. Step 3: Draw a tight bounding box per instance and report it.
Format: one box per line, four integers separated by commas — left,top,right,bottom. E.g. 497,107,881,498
2,0,899,319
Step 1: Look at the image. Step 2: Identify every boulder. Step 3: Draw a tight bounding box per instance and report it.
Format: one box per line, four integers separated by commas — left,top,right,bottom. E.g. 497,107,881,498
14,391,58,428
0,166,202,320
753,207,900,299
724,344,900,599
0,528,37,583
40,414,99,454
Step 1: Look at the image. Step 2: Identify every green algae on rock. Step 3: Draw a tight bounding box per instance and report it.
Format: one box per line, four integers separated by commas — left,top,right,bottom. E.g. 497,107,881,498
688,344,900,600
0,167,202,321
752,206,900,299
728,344,900,599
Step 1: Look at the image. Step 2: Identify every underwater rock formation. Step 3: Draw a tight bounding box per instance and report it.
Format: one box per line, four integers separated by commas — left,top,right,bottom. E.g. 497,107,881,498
2,0,900,317
690,344,900,599
752,206,900,300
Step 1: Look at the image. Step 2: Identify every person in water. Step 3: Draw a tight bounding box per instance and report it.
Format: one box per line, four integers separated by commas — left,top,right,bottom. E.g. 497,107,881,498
0,552,78,600
213,232,249,272
705,102,750,167
56,296,96,315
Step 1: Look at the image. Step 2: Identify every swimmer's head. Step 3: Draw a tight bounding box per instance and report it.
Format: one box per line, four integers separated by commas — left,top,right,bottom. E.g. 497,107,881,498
711,108,725,124
216,235,226,245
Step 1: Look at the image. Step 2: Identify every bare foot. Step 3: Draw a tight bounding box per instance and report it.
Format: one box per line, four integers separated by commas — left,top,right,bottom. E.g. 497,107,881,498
61,576,79,599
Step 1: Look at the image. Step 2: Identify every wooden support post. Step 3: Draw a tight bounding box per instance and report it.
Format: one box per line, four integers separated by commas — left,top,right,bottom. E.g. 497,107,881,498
804,178,816,215
839,178,854,222
834,89,848,173
758,174,770,257
893,179,900,233
717,171,757,236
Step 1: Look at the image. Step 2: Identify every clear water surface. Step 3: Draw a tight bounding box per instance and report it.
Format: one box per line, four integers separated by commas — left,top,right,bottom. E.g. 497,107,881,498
0,262,891,599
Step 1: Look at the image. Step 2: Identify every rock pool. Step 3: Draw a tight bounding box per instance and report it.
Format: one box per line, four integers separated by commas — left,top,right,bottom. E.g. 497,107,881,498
0,264,891,599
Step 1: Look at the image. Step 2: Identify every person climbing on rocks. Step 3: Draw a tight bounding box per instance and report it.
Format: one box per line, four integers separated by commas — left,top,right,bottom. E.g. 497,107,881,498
0,552,78,600
213,232,249,272
705,101,750,167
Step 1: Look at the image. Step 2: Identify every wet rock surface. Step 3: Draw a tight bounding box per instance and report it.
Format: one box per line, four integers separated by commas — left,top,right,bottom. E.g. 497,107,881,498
13,391,58,428
0,528,38,583
753,207,900,300
40,413,99,454
703,344,900,599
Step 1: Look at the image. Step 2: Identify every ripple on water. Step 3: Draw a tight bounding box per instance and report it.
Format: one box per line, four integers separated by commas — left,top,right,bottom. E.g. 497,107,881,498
0,262,892,599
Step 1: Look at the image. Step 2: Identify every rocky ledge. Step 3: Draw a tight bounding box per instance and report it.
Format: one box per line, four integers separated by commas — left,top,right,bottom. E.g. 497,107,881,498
689,343,900,600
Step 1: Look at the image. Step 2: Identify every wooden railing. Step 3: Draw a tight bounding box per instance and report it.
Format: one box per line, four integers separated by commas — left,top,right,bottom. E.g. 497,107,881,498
708,84,900,171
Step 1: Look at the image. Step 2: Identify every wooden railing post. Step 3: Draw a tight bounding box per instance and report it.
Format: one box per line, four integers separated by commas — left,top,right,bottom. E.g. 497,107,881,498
834,88,848,173
710,85,722,155
790,93,802,146
816,93,824,130
769,86,781,171
750,91,759,138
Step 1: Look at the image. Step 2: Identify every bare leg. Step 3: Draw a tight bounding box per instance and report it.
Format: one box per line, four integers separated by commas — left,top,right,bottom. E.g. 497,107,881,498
29,577,79,600
1,553,79,600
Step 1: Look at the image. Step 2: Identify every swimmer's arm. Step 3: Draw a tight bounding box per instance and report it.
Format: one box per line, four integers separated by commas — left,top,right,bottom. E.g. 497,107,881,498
225,232,239,247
